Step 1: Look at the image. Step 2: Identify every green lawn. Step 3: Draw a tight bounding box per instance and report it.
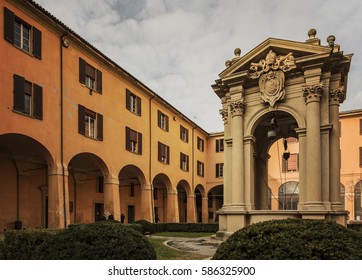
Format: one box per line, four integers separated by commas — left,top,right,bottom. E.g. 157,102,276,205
148,238,207,260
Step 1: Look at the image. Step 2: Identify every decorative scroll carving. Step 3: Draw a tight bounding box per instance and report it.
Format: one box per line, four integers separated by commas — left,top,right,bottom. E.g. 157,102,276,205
329,87,346,105
249,50,296,79
230,101,245,117
248,50,296,107
302,83,323,103
219,108,228,124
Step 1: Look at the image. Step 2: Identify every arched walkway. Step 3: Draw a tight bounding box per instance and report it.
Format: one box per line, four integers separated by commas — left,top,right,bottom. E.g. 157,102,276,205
68,153,111,224
195,184,205,223
207,185,223,223
354,181,362,220
119,165,149,223
177,180,192,223
0,133,54,231
152,173,175,222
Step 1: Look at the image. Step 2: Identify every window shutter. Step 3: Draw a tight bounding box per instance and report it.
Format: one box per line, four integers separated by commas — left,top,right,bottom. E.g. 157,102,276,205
32,27,42,59
138,132,142,155
96,69,102,93
126,89,131,110
166,145,170,164
220,139,224,151
180,126,183,140
282,158,287,172
4,7,14,43
79,58,86,84
78,104,85,135
180,153,183,169
216,164,219,177
157,110,161,127
33,83,43,119
186,155,189,171
165,115,169,131
186,129,189,143
130,129,137,142
97,113,103,141
158,142,162,161
137,96,141,116
125,127,131,151
216,140,219,152
13,74,25,112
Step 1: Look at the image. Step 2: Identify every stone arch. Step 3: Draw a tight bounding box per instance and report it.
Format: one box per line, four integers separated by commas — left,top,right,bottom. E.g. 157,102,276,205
118,164,148,223
195,184,205,223
207,185,224,223
278,181,299,210
177,180,191,223
354,180,362,220
67,152,110,224
0,133,55,230
152,173,174,223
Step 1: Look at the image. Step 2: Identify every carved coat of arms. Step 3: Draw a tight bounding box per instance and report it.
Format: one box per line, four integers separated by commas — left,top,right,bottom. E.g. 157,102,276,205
249,50,296,107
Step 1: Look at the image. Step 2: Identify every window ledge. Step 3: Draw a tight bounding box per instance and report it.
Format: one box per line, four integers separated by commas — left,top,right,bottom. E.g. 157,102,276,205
12,109,42,120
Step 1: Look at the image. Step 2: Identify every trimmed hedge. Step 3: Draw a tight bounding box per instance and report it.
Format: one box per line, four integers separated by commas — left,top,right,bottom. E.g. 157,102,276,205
134,220,157,234
213,219,362,260
154,223,218,233
34,220,156,260
0,229,59,260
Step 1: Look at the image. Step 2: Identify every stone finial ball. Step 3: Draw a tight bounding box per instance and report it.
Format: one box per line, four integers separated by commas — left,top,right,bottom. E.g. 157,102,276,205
308,28,317,38
225,60,231,67
234,48,241,57
327,35,336,43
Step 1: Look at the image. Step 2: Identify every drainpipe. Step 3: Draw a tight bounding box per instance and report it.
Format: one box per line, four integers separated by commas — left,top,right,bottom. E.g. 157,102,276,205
60,33,68,228
149,95,155,222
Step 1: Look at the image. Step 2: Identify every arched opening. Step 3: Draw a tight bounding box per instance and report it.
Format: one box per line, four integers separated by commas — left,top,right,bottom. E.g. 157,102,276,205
152,173,172,223
118,165,147,223
278,181,299,210
195,184,205,223
354,181,362,220
207,185,223,223
252,111,299,210
177,180,191,223
68,153,109,224
0,133,54,231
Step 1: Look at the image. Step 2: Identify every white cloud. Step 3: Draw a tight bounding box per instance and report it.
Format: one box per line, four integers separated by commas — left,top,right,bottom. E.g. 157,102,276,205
36,0,362,132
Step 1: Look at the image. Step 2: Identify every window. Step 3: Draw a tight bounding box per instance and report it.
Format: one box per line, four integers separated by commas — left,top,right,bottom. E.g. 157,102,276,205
216,163,224,178
96,177,104,193
13,74,43,119
278,181,299,210
79,58,102,93
158,142,170,164
125,127,142,155
282,154,299,172
287,137,298,143
197,161,204,177
180,153,189,172
126,89,141,116
78,105,103,140
180,125,189,142
216,139,224,152
197,137,204,152
4,7,42,59
158,110,169,131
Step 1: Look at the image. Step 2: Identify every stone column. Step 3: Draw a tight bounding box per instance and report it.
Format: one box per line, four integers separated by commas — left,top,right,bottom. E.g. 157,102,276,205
48,165,69,228
295,128,307,210
255,153,270,210
220,94,231,208
244,136,256,210
230,100,246,210
104,176,120,220
167,190,179,222
202,196,208,223
329,88,345,210
141,184,153,221
187,194,196,223
303,83,324,210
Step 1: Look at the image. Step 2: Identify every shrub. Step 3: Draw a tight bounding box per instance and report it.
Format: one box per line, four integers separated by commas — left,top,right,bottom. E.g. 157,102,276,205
0,239,5,260
0,229,59,260
34,220,156,260
134,220,157,234
213,219,362,260
154,223,218,233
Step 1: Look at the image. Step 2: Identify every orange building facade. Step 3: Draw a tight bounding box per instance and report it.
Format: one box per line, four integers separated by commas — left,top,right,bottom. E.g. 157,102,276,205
0,0,360,232
0,0,223,231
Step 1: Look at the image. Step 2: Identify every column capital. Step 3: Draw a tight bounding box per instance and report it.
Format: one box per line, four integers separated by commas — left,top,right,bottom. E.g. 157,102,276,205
329,87,346,105
230,101,245,117
219,108,229,124
302,83,323,104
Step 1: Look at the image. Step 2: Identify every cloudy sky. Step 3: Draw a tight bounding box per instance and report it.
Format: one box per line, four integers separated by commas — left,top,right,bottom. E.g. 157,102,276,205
36,0,362,132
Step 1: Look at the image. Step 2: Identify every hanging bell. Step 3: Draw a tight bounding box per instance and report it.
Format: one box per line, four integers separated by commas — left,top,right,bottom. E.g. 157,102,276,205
267,129,277,140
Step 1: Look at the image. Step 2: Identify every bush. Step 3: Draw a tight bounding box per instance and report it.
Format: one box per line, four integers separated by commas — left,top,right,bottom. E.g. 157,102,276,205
134,220,157,234
213,219,362,260
0,239,5,260
34,220,156,260
154,223,218,233
0,229,59,260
